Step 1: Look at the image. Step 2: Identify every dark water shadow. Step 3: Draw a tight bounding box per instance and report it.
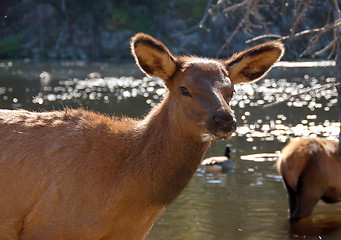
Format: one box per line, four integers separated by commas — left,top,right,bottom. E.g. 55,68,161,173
288,213,341,238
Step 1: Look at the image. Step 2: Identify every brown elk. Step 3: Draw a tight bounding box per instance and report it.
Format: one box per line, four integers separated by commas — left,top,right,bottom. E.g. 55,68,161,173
277,137,340,222
0,33,284,239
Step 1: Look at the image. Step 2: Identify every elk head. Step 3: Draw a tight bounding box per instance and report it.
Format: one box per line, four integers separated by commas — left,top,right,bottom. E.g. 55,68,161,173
131,33,284,141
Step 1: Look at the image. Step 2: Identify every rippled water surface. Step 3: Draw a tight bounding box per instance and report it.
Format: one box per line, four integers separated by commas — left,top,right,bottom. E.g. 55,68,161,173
0,60,340,239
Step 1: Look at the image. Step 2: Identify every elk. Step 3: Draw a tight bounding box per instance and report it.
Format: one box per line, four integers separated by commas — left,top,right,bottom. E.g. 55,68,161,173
0,33,284,239
277,137,341,222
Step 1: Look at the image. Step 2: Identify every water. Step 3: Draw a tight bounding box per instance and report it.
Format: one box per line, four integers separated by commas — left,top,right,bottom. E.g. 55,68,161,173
0,60,340,239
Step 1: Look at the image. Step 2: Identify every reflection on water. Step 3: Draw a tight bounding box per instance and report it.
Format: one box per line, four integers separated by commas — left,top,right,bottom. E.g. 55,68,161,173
148,161,290,240
1,60,341,239
32,76,166,106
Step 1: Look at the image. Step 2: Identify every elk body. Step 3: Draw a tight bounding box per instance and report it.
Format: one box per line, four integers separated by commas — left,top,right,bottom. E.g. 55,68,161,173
277,137,341,222
0,33,284,239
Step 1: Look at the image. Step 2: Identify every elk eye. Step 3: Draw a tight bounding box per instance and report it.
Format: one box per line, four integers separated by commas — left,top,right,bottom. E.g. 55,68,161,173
180,87,192,97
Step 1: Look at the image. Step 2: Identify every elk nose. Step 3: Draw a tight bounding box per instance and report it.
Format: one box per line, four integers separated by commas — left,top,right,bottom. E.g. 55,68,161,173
212,111,237,132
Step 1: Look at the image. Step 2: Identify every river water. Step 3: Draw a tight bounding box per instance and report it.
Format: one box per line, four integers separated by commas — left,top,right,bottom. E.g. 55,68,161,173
0,60,340,239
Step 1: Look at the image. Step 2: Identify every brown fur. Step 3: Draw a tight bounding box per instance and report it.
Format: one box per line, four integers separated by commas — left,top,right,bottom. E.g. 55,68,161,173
277,137,341,221
0,33,284,239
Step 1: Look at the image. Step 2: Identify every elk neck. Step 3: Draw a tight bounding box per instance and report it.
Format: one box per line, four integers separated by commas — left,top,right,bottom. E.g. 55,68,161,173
133,93,211,205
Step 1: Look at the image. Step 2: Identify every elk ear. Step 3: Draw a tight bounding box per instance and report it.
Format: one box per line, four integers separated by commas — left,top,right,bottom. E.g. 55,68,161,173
131,33,179,81
225,41,284,84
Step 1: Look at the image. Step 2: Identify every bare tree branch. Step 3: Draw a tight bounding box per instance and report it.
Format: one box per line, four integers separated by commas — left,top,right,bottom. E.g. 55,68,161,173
246,19,341,43
328,0,341,156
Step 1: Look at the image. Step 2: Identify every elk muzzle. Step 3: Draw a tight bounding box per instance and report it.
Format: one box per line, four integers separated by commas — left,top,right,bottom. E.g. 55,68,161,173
210,110,237,138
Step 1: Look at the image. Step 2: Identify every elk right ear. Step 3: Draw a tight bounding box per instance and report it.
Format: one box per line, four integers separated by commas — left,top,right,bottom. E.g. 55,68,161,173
225,41,284,84
131,33,179,81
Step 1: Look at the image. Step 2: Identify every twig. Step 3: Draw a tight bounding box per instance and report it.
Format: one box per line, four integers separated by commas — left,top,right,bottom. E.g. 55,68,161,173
223,0,253,13
312,39,337,57
299,34,320,57
262,82,341,109
328,39,337,59
170,0,213,37
246,34,282,43
217,0,254,57
249,0,269,33
290,0,312,36
217,19,245,57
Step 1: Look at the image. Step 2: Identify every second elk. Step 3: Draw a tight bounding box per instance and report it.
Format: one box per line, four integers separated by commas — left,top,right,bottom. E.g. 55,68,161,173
277,137,340,222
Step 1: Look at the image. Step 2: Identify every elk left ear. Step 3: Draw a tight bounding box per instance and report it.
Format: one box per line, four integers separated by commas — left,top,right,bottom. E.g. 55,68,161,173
131,33,179,81
225,41,284,84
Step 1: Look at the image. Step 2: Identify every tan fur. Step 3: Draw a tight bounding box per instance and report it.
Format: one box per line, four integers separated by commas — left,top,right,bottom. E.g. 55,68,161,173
0,33,283,239
277,137,341,221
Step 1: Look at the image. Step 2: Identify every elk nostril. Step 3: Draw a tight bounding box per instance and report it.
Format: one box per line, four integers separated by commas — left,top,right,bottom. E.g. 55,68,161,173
212,116,219,125
212,112,236,131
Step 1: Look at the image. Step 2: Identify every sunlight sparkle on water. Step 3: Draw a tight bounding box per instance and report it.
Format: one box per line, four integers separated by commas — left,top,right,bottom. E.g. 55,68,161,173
1,70,338,144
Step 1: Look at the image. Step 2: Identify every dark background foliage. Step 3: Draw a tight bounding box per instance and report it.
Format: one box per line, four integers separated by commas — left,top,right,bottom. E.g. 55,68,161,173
0,0,336,61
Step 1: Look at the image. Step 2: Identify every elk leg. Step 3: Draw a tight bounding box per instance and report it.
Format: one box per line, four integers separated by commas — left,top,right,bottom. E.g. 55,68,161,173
283,177,298,218
290,174,321,221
